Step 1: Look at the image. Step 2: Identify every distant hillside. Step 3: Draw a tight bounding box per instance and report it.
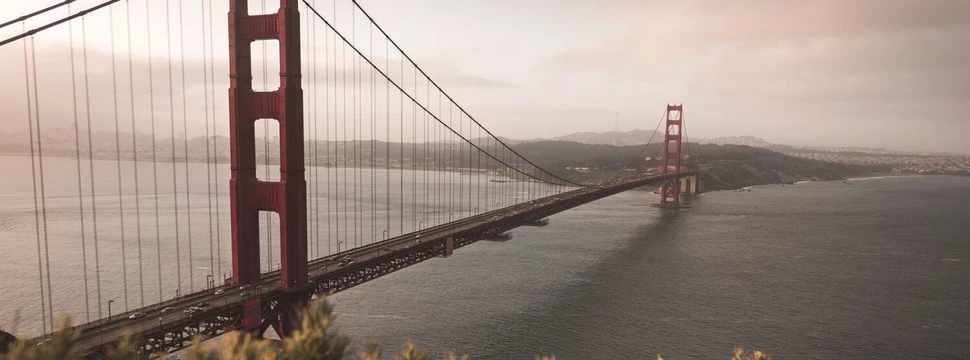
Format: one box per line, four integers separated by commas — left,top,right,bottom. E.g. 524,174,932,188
700,135,772,148
548,129,664,146
538,129,954,156
689,144,878,191
512,141,884,190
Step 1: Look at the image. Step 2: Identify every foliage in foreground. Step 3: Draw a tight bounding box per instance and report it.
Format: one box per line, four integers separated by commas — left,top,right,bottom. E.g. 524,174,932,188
0,300,767,359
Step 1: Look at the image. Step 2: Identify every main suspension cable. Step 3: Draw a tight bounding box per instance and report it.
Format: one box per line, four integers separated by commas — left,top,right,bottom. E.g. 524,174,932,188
1,0,76,29
349,0,582,188
0,0,119,47
304,1,575,187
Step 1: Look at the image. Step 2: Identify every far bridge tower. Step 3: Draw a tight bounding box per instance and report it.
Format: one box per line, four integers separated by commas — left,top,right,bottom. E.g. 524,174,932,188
658,104,699,207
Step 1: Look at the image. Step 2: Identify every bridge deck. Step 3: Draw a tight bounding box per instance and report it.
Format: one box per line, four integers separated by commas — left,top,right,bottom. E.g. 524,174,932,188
40,172,695,355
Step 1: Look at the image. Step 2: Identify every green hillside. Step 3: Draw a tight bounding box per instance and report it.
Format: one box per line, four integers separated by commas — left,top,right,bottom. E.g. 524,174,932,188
512,141,886,191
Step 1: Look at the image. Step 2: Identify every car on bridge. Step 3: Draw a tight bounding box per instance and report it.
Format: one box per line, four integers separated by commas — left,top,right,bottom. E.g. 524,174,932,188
160,307,174,314
184,307,203,314
339,258,355,267
240,291,253,297
128,312,145,320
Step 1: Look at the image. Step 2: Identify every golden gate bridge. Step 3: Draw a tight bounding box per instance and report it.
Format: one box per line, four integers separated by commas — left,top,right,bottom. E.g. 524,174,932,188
0,0,697,355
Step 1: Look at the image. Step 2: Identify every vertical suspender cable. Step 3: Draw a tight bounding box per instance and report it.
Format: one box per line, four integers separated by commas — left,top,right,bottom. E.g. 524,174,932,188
29,33,56,330
399,47,404,235
208,0,223,281
303,3,312,258
334,2,341,251
145,0,165,303
107,6,130,311
125,0,145,307
334,0,341,253
357,14,363,247
423,77,428,228
177,0,195,292
352,8,358,248
370,19,376,243
342,10,348,250
477,123,481,214
201,0,216,288
67,5,92,322
411,65,418,230
452,102,455,222
458,112,462,218
81,14,104,319
325,6,331,256
310,1,320,258
385,33,390,238
23,24,48,334
313,2,322,258
435,91,445,225
164,0,183,297
357,14,364,247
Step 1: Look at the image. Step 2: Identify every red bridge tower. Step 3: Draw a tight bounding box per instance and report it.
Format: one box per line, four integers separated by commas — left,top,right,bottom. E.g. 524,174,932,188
660,104,684,208
228,0,306,336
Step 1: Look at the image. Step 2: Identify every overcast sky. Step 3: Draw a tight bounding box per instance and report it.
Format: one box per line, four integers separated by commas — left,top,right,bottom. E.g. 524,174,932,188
2,0,968,154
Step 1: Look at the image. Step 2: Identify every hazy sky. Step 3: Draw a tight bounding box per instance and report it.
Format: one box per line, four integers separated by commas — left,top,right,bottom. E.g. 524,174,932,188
2,0,969,154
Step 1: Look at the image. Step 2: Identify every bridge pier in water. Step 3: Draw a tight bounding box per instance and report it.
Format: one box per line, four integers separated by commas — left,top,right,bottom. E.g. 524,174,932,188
680,173,702,196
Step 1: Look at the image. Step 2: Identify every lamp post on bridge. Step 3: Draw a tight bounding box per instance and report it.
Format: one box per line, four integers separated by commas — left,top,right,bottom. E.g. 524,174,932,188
107,299,114,320
382,230,387,240
206,275,213,290
418,221,423,230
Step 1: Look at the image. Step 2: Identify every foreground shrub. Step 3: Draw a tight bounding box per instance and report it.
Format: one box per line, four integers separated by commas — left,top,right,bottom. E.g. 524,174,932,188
0,300,767,359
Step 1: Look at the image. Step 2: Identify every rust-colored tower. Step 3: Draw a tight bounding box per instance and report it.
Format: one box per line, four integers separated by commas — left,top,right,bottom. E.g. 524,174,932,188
228,0,306,335
659,104,683,208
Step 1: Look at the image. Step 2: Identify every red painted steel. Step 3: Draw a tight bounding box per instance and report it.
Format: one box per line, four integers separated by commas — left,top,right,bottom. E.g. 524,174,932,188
660,104,683,208
444,236,454,257
228,0,307,291
243,298,262,332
